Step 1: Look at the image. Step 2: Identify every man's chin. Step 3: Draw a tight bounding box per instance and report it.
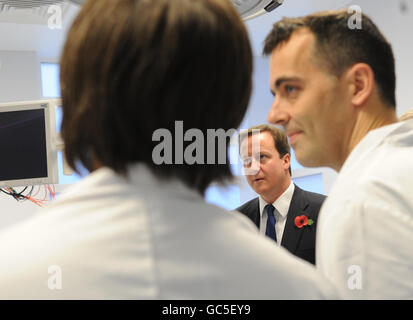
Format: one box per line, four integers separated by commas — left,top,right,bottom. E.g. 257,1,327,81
253,184,268,195
295,149,322,168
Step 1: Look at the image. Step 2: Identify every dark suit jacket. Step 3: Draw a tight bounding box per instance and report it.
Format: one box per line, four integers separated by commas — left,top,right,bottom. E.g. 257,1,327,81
235,185,326,265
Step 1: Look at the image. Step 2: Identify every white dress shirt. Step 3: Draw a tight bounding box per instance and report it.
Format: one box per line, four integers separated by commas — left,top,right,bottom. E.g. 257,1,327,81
317,119,413,299
0,164,336,299
259,182,295,246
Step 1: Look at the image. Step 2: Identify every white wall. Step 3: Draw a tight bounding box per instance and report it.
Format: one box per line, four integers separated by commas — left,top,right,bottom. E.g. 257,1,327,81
0,51,42,103
355,0,413,117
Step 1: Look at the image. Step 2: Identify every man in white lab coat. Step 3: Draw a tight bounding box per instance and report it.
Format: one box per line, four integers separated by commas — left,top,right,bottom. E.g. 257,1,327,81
264,9,413,299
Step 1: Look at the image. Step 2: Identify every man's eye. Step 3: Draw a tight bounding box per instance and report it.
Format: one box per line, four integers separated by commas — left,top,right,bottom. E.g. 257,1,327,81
260,155,267,160
286,85,296,94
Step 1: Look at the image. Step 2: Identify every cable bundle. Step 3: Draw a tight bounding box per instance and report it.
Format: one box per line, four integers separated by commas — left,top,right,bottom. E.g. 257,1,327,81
0,185,55,207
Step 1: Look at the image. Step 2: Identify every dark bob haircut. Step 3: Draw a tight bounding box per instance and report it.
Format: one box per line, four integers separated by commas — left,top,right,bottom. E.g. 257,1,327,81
60,0,253,195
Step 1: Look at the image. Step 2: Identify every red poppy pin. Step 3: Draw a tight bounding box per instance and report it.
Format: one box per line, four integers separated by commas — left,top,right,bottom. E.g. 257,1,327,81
294,215,314,228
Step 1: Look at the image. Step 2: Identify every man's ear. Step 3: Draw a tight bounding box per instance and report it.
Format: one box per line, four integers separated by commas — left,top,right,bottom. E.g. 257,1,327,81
283,153,291,170
346,63,374,107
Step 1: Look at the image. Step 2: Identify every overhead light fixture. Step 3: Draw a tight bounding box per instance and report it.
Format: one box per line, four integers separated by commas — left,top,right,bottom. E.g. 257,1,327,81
232,0,284,21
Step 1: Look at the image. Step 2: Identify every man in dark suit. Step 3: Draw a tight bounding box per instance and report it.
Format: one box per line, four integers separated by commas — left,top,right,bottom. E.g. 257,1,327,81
236,124,325,265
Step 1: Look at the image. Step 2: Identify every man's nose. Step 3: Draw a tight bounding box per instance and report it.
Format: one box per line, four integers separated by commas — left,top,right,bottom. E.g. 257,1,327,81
245,157,261,176
267,96,289,127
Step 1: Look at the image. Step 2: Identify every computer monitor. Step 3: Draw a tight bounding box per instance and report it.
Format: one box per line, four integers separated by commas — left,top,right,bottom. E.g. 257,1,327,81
0,99,59,188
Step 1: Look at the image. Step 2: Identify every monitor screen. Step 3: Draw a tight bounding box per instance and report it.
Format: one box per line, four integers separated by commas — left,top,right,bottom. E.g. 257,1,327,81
0,100,58,188
0,108,48,181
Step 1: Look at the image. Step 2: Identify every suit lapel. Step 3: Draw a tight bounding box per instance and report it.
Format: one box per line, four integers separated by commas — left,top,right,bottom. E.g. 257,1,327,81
280,186,309,253
244,198,260,229
252,198,261,229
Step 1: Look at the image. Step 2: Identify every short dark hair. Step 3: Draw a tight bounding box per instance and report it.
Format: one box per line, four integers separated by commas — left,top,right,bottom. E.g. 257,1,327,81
60,0,252,195
239,124,291,175
263,9,396,108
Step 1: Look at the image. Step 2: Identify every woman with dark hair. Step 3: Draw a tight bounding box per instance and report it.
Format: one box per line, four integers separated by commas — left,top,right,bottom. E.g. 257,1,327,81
0,0,335,299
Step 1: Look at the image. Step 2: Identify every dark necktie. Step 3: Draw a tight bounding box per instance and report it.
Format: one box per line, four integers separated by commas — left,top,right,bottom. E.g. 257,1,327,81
265,204,277,242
